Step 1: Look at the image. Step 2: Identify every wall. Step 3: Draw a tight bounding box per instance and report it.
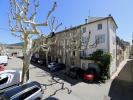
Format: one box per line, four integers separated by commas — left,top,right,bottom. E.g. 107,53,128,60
108,18,117,76
81,19,108,55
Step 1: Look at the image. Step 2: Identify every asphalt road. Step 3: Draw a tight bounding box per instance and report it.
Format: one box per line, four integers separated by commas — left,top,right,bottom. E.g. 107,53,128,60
6,57,116,100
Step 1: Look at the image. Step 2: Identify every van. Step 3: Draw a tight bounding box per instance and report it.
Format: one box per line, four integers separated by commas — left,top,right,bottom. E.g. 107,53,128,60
0,70,22,93
1,81,44,100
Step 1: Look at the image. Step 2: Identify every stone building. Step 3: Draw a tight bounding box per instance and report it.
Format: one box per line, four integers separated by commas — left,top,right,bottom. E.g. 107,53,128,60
116,36,130,66
50,26,81,69
46,15,118,76
35,15,122,77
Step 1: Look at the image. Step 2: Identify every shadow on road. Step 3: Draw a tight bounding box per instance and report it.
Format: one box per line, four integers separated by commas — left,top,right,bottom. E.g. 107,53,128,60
44,97,59,100
108,60,133,100
30,62,82,86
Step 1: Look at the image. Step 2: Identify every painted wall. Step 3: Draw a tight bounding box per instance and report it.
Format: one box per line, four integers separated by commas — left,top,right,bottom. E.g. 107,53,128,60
108,18,117,76
81,17,117,77
81,19,108,56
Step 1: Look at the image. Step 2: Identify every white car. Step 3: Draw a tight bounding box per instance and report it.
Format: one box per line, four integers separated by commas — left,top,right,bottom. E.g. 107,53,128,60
0,55,8,66
0,70,22,93
1,81,44,100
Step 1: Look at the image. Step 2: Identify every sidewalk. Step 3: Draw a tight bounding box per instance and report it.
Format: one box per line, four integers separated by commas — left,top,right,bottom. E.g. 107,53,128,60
111,59,131,80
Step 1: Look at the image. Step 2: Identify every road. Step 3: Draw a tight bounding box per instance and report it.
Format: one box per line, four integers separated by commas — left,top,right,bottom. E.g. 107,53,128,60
108,59,133,100
7,57,133,100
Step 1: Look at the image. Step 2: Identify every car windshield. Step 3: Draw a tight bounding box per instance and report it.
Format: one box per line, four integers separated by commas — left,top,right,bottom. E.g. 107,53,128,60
86,68,96,74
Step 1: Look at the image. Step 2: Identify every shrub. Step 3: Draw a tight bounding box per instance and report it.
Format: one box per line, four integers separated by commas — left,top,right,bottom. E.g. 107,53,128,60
90,50,112,80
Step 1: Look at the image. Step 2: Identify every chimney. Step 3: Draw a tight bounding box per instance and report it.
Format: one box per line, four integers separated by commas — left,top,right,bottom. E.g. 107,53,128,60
85,18,88,24
108,14,112,17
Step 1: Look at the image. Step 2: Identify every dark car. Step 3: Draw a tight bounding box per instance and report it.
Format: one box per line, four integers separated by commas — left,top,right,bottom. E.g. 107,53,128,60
68,67,84,79
37,58,46,66
83,63,100,82
1,81,44,100
31,57,39,63
50,63,66,72
83,68,97,82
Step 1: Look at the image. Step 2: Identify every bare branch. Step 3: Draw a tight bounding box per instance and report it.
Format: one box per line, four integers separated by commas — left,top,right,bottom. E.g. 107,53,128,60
55,22,62,31
48,16,62,32
46,2,57,23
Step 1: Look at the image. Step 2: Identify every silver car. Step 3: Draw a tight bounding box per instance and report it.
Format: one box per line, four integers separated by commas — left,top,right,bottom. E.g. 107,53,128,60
0,70,22,93
1,81,44,100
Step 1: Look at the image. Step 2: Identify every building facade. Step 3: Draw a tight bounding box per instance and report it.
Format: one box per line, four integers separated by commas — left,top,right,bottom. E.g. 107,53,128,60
80,16,117,76
50,27,81,69
46,15,118,76
33,15,121,77
116,36,130,66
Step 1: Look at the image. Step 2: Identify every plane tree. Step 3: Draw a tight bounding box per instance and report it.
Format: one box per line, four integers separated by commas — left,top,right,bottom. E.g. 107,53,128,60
8,0,57,83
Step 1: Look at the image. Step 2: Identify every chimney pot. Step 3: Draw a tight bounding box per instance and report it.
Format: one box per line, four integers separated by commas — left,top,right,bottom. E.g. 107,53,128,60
85,18,88,24
109,14,112,17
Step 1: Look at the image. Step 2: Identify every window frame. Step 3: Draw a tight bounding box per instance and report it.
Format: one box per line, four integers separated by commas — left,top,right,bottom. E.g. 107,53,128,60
98,24,102,30
0,75,8,85
82,27,86,33
95,34,105,44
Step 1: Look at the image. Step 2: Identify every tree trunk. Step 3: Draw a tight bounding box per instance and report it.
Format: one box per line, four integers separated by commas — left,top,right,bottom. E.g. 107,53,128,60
21,61,26,84
46,52,48,66
21,52,32,84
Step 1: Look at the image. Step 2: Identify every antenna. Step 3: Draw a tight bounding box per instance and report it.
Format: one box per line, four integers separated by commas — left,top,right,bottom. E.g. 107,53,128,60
132,33,133,44
88,9,91,22
88,9,90,17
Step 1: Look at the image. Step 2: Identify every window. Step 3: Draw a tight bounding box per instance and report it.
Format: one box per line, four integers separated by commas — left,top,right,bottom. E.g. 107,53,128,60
0,76,8,85
71,59,75,65
18,87,39,100
113,49,116,58
73,51,75,56
82,63,85,69
95,34,105,44
82,27,86,33
98,24,102,30
82,37,88,44
66,40,69,45
59,49,62,55
112,36,116,45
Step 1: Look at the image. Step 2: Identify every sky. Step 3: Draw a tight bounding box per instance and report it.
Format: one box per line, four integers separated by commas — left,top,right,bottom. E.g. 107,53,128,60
0,0,133,44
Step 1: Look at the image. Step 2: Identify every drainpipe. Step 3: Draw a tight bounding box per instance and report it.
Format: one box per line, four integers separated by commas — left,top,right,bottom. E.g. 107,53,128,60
107,19,110,53
107,18,111,78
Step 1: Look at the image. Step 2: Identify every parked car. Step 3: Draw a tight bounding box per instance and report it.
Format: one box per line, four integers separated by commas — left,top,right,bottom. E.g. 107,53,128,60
31,56,39,63
0,55,8,66
83,68,97,82
67,67,84,79
83,63,100,82
50,63,66,72
68,64,100,82
1,81,44,100
37,58,46,66
0,70,22,93
48,61,57,69
0,64,5,71
129,54,133,59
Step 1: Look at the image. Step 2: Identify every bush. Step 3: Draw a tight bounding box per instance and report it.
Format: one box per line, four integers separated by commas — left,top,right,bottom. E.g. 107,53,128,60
90,50,112,80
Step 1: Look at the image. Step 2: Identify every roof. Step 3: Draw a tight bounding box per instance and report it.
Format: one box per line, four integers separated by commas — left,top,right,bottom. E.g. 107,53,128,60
56,16,118,35
3,81,41,98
